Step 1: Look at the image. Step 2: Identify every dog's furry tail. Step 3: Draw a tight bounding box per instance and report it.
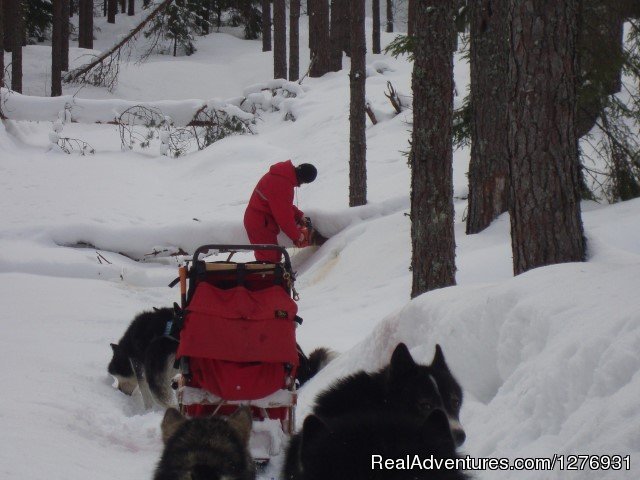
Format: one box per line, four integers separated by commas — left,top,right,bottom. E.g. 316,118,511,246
145,336,179,408
297,347,337,386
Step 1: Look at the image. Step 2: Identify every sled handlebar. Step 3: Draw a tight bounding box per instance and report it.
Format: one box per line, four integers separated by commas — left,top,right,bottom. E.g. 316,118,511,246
192,244,292,271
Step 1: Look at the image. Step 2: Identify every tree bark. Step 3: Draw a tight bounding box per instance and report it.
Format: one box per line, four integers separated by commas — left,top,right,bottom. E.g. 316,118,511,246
410,0,456,297
9,0,23,92
128,0,134,16
52,0,63,96
575,0,625,139
273,0,286,79
329,0,345,70
119,0,125,14
407,0,415,36
372,0,380,54
61,0,69,71
466,0,510,234
261,0,271,51
78,0,94,49
289,0,300,81
309,0,330,77
0,0,4,89
508,0,585,275
349,0,366,207
108,0,116,23
386,0,393,32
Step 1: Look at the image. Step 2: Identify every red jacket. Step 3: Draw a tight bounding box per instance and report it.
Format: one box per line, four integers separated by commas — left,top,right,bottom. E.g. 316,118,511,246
245,160,304,241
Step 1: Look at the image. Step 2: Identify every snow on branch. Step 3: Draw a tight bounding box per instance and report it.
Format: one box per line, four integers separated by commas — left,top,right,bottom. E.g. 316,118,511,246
63,0,174,91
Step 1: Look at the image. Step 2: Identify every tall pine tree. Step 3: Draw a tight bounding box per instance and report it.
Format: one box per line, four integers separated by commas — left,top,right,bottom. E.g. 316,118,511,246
349,0,366,206
507,0,585,274
410,0,456,297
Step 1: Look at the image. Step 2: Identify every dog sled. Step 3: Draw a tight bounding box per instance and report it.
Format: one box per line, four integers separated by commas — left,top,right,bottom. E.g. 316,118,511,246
171,244,301,463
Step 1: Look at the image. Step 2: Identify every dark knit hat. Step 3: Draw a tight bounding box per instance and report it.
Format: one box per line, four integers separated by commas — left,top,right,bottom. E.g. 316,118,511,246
295,163,318,184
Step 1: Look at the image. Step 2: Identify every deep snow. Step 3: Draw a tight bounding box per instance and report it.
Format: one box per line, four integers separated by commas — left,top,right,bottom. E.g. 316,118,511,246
1,3,639,480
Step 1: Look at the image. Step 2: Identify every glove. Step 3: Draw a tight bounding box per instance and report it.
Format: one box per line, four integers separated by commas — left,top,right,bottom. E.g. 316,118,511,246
294,227,310,248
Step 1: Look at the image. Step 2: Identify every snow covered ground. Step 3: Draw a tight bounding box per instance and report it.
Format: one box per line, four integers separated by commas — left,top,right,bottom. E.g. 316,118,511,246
1,4,639,480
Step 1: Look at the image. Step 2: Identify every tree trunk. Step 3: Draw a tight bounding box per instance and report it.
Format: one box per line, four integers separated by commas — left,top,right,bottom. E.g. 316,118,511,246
128,0,134,16
508,0,585,275
466,0,510,234
386,0,393,32
9,0,23,92
309,0,330,77
410,0,456,297
273,0,286,78
70,0,74,16
0,0,4,89
52,0,64,96
261,0,271,51
103,0,107,17
349,0,366,207
61,0,69,71
329,0,345,70
119,0,125,14
107,0,116,23
78,0,94,49
575,0,625,139
289,0,300,81
372,0,380,54
407,0,415,36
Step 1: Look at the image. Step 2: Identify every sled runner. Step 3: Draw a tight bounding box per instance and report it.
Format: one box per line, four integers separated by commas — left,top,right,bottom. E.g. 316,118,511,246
172,244,301,463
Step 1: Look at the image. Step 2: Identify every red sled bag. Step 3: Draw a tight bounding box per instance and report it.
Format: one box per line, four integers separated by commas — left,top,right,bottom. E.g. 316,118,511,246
177,282,299,400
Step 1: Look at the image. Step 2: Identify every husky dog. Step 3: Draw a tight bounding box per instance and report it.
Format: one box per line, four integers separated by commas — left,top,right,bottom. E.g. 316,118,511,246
296,346,337,386
155,407,256,480
108,307,179,408
313,343,465,445
283,343,465,480
296,409,468,480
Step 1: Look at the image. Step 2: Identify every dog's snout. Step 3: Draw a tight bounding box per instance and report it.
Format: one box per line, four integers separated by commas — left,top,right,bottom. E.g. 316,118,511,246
453,428,466,446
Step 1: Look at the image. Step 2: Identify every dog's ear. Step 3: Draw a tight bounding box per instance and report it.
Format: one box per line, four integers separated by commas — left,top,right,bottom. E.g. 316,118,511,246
389,343,417,380
431,344,448,370
173,302,182,315
228,407,253,446
421,409,455,450
161,408,186,444
110,343,119,353
302,414,330,446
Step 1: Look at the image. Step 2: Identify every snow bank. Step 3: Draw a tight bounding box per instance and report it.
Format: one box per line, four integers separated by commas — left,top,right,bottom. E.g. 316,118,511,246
299,259,640,480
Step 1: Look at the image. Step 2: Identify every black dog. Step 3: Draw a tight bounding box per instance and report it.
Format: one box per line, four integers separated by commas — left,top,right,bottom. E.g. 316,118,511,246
284,343,465,480
108,307,179,409
297,409,468,480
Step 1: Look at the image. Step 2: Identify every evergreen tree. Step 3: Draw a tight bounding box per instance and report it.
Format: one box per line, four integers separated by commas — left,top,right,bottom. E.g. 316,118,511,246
289,0,300,80
25,0,52,42
409,0,456,296
261,0,271,51
466,0,510,235
349,0,366,206
52,0,63,96
78,0,93,49
144,0,209,56
0,0,3,88
372,0,380,54
309,0,330,77
273,0,286,78
507,0,585,275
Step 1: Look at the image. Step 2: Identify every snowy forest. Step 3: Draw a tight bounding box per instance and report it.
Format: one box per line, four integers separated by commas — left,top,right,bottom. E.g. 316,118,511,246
1,0,640,479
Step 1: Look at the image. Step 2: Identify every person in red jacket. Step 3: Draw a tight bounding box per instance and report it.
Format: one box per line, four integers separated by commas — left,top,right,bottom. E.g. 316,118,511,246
244,160,317,262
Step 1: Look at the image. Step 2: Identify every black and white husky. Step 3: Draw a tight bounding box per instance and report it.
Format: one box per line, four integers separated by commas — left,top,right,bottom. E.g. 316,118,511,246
108,307,179,409
108,307,333,409
283,343,466,480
